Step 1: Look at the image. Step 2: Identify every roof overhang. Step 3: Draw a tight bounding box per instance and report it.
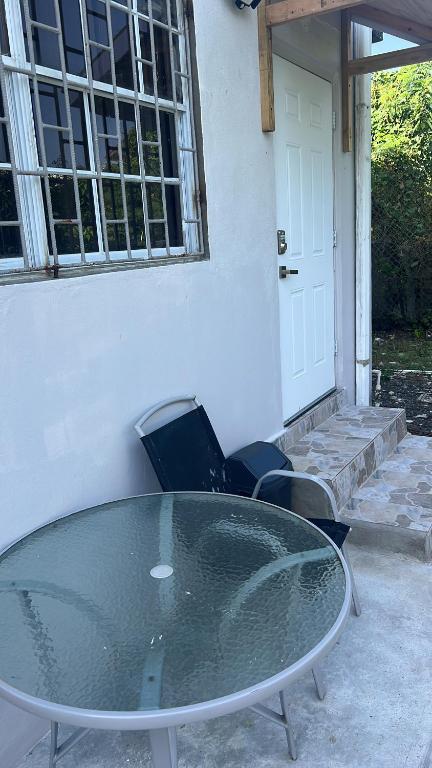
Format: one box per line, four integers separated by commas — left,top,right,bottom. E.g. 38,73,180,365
258,0,432,150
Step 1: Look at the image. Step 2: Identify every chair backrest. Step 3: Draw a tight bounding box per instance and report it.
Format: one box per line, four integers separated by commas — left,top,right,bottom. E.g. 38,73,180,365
135,396,228,493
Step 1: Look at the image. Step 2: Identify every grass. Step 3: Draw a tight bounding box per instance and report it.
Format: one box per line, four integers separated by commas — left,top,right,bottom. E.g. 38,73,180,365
373,331,432,372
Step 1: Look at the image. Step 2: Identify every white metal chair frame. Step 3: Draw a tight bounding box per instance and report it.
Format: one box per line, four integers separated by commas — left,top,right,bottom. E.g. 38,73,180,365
252,469,362,618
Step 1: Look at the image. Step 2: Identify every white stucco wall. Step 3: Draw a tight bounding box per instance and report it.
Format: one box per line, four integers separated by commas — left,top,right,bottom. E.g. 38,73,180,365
0,3,282,552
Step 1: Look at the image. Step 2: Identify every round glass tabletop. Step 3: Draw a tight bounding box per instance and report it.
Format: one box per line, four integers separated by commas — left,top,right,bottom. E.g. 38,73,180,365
0,493,348,724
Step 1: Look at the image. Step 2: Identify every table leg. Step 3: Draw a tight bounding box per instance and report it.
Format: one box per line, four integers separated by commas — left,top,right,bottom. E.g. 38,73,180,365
149,728,177,768
48,722,90,767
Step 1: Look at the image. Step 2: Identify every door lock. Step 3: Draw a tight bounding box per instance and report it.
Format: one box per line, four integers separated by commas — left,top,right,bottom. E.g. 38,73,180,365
279,266,299,279
277,229,288,255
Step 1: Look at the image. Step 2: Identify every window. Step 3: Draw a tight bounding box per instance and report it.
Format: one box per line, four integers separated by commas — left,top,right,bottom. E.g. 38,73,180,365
0,0,203,275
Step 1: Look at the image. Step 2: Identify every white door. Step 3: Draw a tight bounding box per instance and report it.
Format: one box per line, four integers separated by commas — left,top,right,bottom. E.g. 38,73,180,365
273,56,336,423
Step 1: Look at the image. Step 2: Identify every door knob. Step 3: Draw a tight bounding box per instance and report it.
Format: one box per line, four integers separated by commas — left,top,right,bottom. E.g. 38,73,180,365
279,266,299,279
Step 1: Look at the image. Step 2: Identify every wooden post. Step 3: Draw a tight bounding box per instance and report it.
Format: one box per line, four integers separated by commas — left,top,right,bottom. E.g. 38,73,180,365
258,0,275,132
341,10,353,152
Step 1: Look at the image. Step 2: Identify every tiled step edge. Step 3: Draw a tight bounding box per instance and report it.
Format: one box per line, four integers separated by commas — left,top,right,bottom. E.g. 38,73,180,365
326,408,407,511
340,509,432,562
274,389,348,454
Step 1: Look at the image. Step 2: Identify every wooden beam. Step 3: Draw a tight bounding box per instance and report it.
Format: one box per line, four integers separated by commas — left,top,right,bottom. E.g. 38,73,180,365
341,10,353,153
348,42,432,76
266,0,364,27
351,4,432,45
258,0,275,132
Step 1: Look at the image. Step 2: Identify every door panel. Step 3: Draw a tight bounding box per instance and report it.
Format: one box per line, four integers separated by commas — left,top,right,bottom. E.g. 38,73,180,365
274,56,336,422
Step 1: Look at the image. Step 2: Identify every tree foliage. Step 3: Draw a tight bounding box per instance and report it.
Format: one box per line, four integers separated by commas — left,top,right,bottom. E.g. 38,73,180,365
372,64,432,330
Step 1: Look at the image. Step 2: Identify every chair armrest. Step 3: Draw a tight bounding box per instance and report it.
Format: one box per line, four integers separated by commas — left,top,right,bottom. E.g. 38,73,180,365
252,469,340,522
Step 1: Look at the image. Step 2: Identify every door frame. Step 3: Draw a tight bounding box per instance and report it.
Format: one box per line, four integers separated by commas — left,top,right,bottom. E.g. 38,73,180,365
273,53,338,425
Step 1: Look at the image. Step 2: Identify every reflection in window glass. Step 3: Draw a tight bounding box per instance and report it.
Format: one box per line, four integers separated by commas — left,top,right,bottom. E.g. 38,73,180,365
0,227,22,260
140,105,157,142
154,26,172,101
107,223,126,251
95,97,138,175
126,183,146,250
160,111,177,177
149,222,165,249
111,8,134,90
146,182,164,220
166,184,182,246
0,171,18,221
102,178,124,221
0,85,9,164
0,0,10,54
43,177,98,254
22,0,85,76
143,143,160,177
152,1,168,25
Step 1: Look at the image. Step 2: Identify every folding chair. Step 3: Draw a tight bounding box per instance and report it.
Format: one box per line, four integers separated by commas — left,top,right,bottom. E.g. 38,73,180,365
135,395,361,760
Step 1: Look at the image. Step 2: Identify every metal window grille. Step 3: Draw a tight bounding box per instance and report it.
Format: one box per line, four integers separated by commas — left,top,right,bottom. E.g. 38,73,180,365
0,0,203,275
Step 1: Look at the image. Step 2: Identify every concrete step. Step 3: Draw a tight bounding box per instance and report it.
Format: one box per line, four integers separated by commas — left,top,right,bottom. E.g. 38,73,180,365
341,435,432,561
276,404,407,510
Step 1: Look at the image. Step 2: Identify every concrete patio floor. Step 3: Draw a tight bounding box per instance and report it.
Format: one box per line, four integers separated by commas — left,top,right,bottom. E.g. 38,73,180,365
19,544,432,768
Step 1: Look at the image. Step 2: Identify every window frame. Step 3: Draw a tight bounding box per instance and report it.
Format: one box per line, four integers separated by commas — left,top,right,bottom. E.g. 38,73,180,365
0,0,207,279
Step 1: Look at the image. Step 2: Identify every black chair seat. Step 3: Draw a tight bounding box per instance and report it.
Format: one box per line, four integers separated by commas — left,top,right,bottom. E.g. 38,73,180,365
308,519,351,549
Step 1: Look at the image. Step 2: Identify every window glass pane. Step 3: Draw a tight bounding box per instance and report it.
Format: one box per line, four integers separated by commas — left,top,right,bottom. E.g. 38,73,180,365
95,97,138,175
137,0,148,15
0,171,18,220
119,102,138,174
140,105,157,142
154,26,172,100
23,0,85,75
49,175,77,220
0,0,10,54
29,28,61,70
29,0,56,27
143,65,154,96
31,83,89,170
152,0,168,26
43,176,97,254
149,222,165,249
87,4,134,91
139,18,152,61
86,0,108,45
0,227,22,260
170,0,178,28
0,86,10,163
165,184,182,246
143,144,160,177
60,0,86,76
146,182,164,220
111,8,134,90
102,178,124,221
107,223,126,251
173,35,183,103
160,110,177,177
126,183,146,249
0,124,9,164
79,179,99,252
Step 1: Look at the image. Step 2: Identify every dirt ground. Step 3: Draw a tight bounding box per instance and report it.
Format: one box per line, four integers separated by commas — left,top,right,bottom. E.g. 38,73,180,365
372,370,432,435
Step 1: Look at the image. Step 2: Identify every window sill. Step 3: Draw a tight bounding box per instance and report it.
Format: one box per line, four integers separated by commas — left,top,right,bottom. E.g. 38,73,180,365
0,253,209,287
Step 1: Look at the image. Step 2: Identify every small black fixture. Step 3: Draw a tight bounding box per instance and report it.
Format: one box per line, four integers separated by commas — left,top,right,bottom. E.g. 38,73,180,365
235,0,262,9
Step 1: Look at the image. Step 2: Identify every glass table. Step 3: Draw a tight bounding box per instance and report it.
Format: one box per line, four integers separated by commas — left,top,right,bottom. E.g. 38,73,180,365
0,492,351,767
